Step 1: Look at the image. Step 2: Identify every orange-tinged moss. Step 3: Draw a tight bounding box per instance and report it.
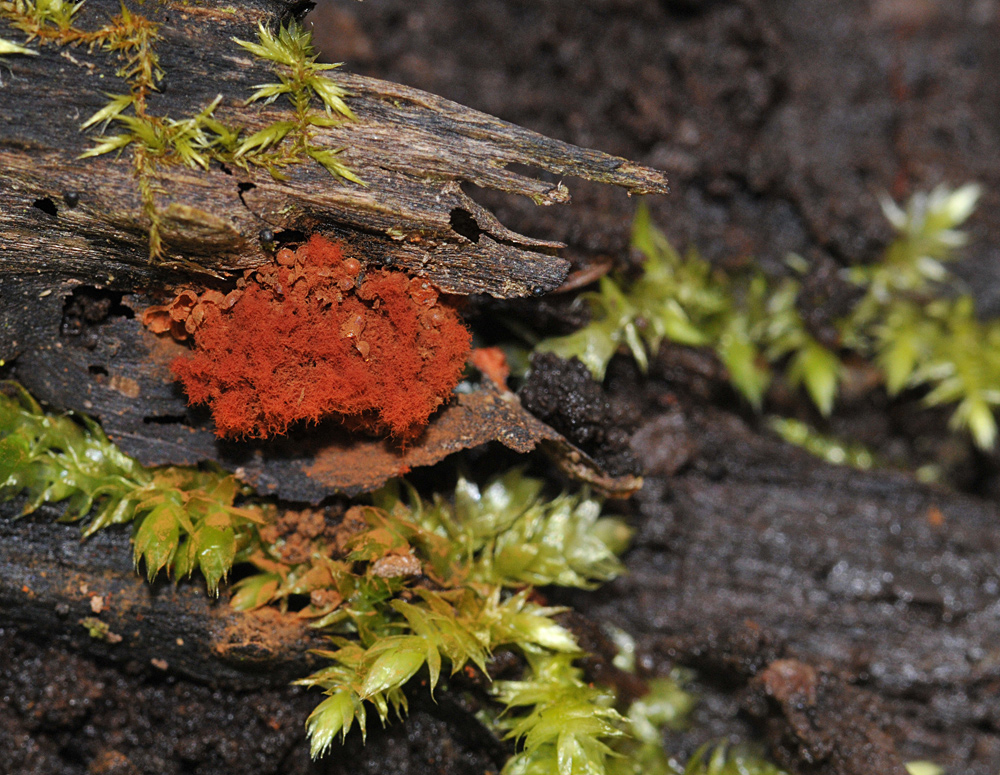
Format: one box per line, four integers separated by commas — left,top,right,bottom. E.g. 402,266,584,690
163,235,471,440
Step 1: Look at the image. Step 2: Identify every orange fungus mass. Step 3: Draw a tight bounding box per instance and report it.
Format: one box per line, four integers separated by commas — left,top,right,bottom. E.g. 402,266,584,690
154,236,471,440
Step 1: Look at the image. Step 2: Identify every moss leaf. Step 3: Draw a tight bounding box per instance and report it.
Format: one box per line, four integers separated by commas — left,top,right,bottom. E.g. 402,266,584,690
194,524,237,595
306,691,365,757
133,504,180,582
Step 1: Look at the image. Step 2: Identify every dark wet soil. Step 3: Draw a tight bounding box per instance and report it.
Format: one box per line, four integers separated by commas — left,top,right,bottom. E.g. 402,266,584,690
5,0,1000,773
519,352,640,476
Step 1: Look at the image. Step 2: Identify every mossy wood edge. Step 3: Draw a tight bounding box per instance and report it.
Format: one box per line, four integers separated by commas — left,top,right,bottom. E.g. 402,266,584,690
0,507,329,688
0,400,990,771
0,0,668,303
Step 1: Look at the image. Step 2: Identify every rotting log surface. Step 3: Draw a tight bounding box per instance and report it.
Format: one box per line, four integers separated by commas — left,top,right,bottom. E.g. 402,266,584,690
8,292,639,500
3,394,999,774
0,507,328,689
1,0,659,500
4,1,1000,774
567,383,1000,775
0,510,509,775
0,0,668,342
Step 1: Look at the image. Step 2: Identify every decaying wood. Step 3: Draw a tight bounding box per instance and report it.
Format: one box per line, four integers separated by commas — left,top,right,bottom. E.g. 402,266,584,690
0,0,664,497
11,296,642,499
0,508,327,688
0,0,668,316
2,0,997,772
566,399,1000,773
5,397,998,772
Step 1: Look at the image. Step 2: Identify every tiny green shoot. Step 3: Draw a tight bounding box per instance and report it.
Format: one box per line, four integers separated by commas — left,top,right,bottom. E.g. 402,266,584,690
0,2,361,260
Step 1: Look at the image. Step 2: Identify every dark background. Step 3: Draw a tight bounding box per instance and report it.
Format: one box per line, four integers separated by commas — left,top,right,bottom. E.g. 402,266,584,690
311,0,1000,307
3,2,1000,774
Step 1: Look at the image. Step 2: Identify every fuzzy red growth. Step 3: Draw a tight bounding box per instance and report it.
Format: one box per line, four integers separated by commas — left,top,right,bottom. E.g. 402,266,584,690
470,347,511,391
168,235,471,440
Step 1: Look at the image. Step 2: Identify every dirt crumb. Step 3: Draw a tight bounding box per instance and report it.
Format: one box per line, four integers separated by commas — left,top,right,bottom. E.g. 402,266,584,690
257,504,345,565
519,352,639,477
87,749,138,775
749,661,908,775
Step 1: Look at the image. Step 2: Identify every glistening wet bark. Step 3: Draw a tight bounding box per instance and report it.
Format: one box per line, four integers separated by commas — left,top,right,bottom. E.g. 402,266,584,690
565,375,1000,775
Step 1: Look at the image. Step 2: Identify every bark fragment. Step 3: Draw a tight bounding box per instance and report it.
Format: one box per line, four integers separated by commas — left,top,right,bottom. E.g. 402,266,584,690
0,0,668,303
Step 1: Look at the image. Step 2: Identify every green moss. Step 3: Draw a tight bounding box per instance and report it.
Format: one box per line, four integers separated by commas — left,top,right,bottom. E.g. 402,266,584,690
0,381,268,594
0,382,649,775
0,33,35,52
80,616,122,643
767,417,876,470
1,382,813,773
539,185,994,449
232,21,361,184
279,473,633,770
676,744,789,775
0,1,360,260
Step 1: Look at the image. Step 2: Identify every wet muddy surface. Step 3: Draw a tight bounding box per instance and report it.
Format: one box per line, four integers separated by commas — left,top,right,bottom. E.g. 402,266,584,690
4,0,1000,773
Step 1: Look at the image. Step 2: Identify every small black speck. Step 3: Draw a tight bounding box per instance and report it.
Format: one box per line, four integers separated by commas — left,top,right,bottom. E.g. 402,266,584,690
64,191,80,207
382,255,394,267
531,285,547,296
259,228,274,245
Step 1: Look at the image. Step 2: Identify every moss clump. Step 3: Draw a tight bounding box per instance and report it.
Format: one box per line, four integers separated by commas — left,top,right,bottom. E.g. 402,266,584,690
249,471,633,770
0,381,269,593
232,20,360,183
539,185,995,448
0,382,660,775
